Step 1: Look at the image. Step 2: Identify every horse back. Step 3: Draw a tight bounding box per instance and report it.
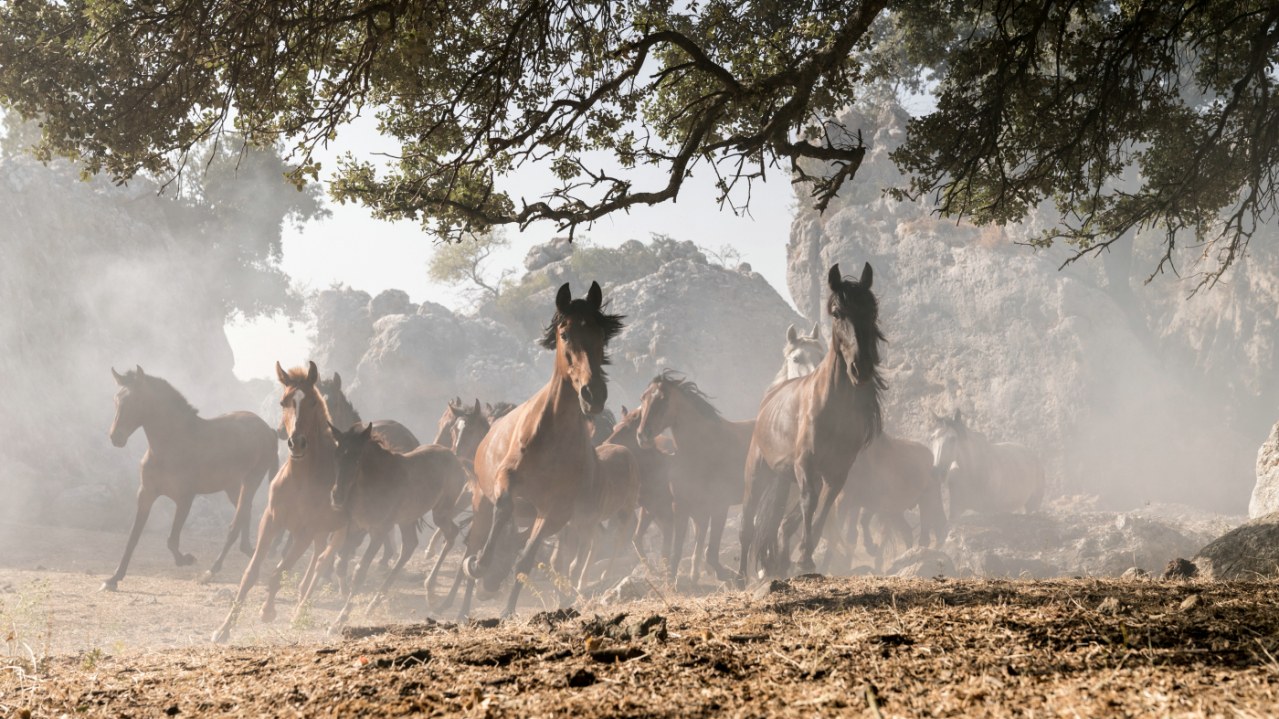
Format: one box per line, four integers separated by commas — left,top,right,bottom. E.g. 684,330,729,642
401,444,468,514
367,420,420,453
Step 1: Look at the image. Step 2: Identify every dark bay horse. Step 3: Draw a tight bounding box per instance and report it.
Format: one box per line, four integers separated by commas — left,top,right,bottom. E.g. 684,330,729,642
213,361,344,643
458,281,623,618
558,442,641,590
603,405,676,564
328,422,467,630
635,371,753,583
741,263,885,579
103,367,277,591
319,371,419,569
930,410,1044,516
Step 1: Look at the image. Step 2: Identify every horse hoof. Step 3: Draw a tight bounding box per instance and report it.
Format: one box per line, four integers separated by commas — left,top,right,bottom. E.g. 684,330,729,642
261,607,277,623
100,579,119,592
463,555,480,580
212,628,230,644
176,554,197,567
196,570,215,585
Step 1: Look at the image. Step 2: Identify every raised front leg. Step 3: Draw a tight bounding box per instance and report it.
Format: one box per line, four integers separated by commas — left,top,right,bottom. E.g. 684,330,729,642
503,512,570,617
102,486,159,591
167,493,197,567
367,522,420,615
213,510,281,643
262,531,312,624
330,529,383,632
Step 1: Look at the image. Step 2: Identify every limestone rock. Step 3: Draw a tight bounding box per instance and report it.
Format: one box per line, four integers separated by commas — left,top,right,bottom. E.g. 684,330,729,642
1251,422,1279,519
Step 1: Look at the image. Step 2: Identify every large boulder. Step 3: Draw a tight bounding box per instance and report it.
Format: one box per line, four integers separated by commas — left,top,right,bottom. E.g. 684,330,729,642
1251,422,1279,518
1193,512,1279,579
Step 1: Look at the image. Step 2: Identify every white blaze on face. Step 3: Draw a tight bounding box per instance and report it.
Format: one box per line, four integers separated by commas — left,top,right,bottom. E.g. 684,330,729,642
452,417,467,451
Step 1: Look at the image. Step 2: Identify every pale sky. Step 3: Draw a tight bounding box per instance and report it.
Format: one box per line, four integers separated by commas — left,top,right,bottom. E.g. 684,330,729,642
225,115,799,380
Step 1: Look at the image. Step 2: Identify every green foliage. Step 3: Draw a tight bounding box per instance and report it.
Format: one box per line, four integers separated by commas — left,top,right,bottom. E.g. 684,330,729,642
427,230,514,302
1,1,1277,282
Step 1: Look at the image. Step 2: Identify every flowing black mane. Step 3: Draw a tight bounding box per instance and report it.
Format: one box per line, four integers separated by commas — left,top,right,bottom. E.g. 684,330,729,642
486,401,517,420
127,370,199,417
652,369,723,420
539,298,626,352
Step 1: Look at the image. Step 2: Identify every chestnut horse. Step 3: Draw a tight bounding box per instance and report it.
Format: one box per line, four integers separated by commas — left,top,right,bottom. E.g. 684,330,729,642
741,263,885,579
635,371,753,583
103,367,277,591
930,410,1044,516
328,422,467,630
458,281,623,618
213,361,345,643
603,405,676,564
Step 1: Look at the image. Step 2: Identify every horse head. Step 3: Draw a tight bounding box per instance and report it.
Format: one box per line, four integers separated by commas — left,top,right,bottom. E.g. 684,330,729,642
541,281,624,416
329,421,374,510
779,321,825,382
276,360,325,460
826,263,882,386
108,365,147,447
929,409,967,479
451,398,489,461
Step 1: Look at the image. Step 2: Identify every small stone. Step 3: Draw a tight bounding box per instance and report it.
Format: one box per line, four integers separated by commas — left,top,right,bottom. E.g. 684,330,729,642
752,579,789,600
1179,594,1202,611
1120,567,1149,580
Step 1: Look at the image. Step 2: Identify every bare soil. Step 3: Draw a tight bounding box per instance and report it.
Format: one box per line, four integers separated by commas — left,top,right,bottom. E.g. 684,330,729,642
3,521,1279,717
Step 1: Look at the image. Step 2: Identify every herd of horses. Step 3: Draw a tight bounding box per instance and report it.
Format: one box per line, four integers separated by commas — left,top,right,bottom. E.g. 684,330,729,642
103,264,1045,642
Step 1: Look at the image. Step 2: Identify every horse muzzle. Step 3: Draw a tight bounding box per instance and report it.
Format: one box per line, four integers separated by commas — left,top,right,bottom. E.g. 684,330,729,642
287,435,308,460
109,432,128,448
579,382,607,416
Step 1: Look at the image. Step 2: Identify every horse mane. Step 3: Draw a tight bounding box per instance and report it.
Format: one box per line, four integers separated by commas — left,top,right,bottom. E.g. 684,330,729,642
487,401,517,420
128,370,199,417
538,298,626,353
652,369,722,420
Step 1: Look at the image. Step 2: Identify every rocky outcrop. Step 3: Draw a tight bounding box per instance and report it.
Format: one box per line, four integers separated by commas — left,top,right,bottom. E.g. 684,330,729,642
1193,512,1279,579
1251,423,1279,518
786,102,1264,513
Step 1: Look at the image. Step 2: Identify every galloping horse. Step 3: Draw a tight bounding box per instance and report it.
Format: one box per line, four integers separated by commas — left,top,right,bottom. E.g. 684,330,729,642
213,361,344,643
458,281,623,617
930,410,1044,516
103,367,277,591
328,422,467,630
603,406,676,564
319,371,419,569
559,442,641,590
741,263,885,579
635,371,752,583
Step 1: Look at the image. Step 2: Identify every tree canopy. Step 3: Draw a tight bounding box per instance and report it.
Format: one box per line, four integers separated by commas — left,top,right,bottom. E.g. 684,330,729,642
0,0,1276,282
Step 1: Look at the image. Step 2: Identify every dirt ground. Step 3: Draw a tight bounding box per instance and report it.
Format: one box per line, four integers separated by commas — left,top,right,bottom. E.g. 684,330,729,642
3,520,1279,717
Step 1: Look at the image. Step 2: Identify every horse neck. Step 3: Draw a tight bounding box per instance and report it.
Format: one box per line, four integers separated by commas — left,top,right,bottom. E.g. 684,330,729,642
537,371,589,437
139,399,201,451
328,393,360,427
667,390,726,444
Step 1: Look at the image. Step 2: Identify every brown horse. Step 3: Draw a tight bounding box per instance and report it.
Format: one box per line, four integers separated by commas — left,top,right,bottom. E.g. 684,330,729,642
327,422,467,630
930,410,1044,516
741,263,885,579
319,371,419,570
558,442,641,590
635,371,753,583
434,397,491,463
458,281,623,618
103,367,277,591
828,435,947,572
603,405,676,564
213,361,344,643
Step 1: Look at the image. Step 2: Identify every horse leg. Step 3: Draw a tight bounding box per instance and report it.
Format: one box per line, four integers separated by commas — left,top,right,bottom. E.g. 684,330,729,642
503,513,566,618
212,510,281,643
102,486,159,591
329,530,380,632
668,511,689,582
299,529,343,608
425,517,460,610
859,508,884,573
689,515,708,585
456,498,494,620
465,492,513,587
262,531,311,623
206,488,243,581
166,493,197,567
368,522,419,615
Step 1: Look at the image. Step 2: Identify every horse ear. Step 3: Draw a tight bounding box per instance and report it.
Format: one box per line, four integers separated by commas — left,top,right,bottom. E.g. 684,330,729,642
135,364,145,376
327,421,341,437
809,321,821,340
306,361,319,385
111,367,125,385
785,324,798,344
275,361,290,385
485,402,494,414
332,372,342,390
586,281,603,310
472,398,481,415
360,423,374,441
621,404,629,416
827,264,842,292
860,262,873,289
555,283,572,313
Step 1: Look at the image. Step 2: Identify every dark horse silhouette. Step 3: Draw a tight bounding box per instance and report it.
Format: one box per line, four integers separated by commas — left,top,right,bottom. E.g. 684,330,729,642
457,281,623,618
740,263,885,580
104,367,276,591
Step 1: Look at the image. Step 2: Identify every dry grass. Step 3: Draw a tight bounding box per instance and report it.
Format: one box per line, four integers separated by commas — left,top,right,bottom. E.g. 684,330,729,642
2,521,1278,717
